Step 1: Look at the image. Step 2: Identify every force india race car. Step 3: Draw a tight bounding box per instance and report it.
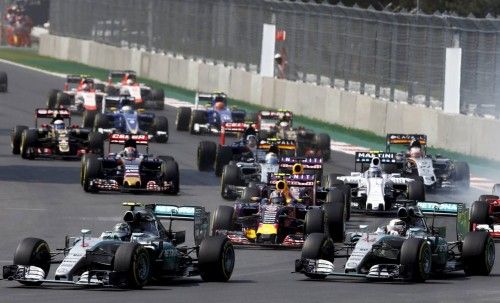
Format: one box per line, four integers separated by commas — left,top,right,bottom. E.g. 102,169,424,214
84,95,169,143
211,172,347,248
0,71,7,92
47,75,106,113
336,152,425,213
295,201,495,282
254,110,331,161
175,92,247,134
105,70,165,110
386,134,470,190
80,134,179,194
11,108,105,160
470,187,500,238
3,203,235,288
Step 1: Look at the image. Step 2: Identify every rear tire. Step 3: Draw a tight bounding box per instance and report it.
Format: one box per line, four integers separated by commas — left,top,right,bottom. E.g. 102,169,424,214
161,160,179,194
47,89,59,109
462,232,495,276
113,243,151,288
55,92,71,107
93,113,110,131
400,238,432,282
151,89,165,110
211,205,235,234
198,236,235,282
13,238,51,286
215,145,233,177
470,201,490,226
323,195,345,243
304,208,324,236
153,116,169,143
190,110,207,134
197,141,217,171
315,133,331,161
176,107,191,131
454,161,470,189
221,164,241,200
407,180,426,201
11,125,28,154
301,233,334,279
83,156,102,192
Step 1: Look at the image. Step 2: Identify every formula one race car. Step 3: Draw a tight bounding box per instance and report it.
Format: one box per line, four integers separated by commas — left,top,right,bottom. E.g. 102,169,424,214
0,71,7,92
254,110,331,161
212,173,347,248
175,92,246,134
3,203,235,288
47,75,106,113
336,152,425,213
295,201,495,282
81,134,179,194
386,134,470,190
470,189,500,238
11,108,104,160
84,95,169,143
105,70,165,110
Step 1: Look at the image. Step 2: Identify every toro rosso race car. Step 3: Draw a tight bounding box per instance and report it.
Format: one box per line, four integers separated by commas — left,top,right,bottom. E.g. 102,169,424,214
254,110,331,161
212,172,347,248
336,152,425,213
11,109,104,160
175,92,246,134
470,188,500,238
83,95,169,143
80,134,179,194
2,203,235,288
295,201,495,282
47,75,106,113
105,70,165,110
386,134,470,190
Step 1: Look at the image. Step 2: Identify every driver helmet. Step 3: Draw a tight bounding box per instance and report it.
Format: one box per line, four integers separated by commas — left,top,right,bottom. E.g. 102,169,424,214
53,119,65,130
121,105,134,114
265,152,278,165
386,219,406,236
81,83,90,91
246,135,257,149
279,120,289,128
367,166,382,178
409,146,422,158
126,78,135,85
214,101,225,111
113,223,131,241
123,146,137,159
269,190,285,205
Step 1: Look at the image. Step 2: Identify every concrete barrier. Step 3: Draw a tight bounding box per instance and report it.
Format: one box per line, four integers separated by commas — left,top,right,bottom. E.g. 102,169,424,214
37,34,500,161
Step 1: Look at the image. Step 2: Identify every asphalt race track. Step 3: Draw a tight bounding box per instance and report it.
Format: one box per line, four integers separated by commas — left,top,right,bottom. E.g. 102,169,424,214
0,61,498,303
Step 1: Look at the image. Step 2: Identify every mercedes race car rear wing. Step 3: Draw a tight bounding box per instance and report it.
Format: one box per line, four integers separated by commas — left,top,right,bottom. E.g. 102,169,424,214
416,201,469,241
386,134,427,152
35,108,71,126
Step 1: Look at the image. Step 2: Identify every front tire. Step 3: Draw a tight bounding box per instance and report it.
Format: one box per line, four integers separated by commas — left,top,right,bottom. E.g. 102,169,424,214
11,125,28,154
197,141,217,171
301,233,334,279
13,238,51,286
220,164,241,199
176,107,191,131
462,232,495,276
161,160,179,194
400,237,431,282
113,243,151,288
153,116,169,143
198,236,235,282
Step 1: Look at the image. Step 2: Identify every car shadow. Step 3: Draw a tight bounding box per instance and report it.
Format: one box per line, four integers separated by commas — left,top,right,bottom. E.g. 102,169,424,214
0,164,80,184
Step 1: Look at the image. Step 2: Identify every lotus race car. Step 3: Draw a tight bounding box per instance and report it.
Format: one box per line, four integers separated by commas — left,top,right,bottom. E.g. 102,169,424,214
295,201,495,282
11,108,105,160
3,203,235,288
81,134,179,194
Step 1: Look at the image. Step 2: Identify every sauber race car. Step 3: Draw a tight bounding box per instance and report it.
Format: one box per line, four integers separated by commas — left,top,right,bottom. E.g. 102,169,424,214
211,173,347,248
2,203,235,288
0,71,7,92
47,75,106,113
84,95,169,143
470,189,500,238
254,110,331,161
336,152,425,213
105,70,165,110
295,201,495,282
11,108,104,160
386,134,470,190
80,134,179,194
175,92,246,134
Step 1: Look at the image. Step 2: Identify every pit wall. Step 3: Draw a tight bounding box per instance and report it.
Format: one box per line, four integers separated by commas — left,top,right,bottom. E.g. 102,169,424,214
39,34,500,161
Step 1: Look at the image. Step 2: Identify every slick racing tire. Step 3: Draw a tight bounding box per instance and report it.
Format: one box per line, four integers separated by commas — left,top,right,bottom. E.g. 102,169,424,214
82,155,102,192
11,125,28,154
93,113,110,131
401,237,432,282
198,236,235,282
462,231,495,276
114,243,151,288
0,71,7,92
80,153,98,186
211,205,235,235
47,89,59,109
301,233,335,280
13,237,51,286
82,110,97,129
55,92,71,108
189,110,207,134
470,201,489,226
407,180,426,201
454,161,470,189
161,160,180,195
197,141,217,171
220,164,241,200
304,208,325,236
88,132,105,155
153,116,169,143
20,129,38,160
151,88,165,110
215,146,233,177
324,194,345,243
315,133,331,161
176,107,191,131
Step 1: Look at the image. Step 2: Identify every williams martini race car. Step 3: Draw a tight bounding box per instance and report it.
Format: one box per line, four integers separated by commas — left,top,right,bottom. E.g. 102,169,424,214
80,134,179,194
3,203,235,288
11,108,105,160
105,70,165,110
386,134,470,190
211,172,347,248
176,92,247,134
336,152,425,213
84,95,169,143
295,201,495,282
47,75,106,113
470,188,500,238
254,110,331,161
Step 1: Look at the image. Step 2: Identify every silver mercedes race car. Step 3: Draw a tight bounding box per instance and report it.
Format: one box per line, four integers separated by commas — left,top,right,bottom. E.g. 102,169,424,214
3,203,235,288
